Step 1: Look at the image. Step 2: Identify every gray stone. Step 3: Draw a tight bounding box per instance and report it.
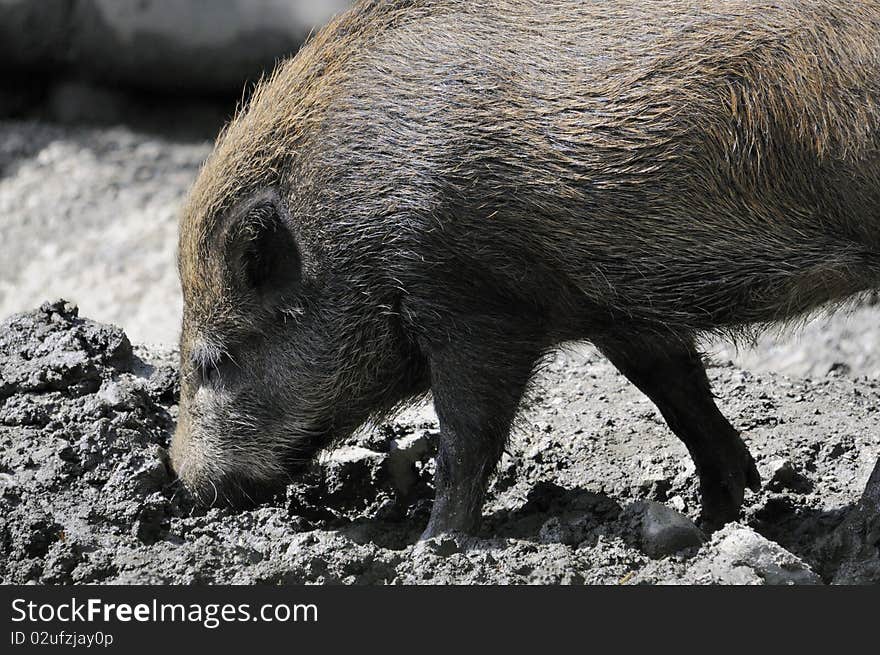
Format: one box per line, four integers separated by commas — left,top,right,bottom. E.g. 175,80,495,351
695,524,823,585
0,0,352,95
630,500,705,558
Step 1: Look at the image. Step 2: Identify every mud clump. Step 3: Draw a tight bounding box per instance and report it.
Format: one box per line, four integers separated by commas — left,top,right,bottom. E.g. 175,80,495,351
0,301,176,583
1,302,878,584
0,299,132,400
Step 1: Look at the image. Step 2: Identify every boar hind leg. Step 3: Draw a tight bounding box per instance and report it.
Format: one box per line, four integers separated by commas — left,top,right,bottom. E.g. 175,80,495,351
597,335,761,531
420,340,539,540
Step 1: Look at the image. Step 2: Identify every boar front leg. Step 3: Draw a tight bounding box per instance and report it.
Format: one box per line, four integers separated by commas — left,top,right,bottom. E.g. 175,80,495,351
597,333,761,531
420,338,539,540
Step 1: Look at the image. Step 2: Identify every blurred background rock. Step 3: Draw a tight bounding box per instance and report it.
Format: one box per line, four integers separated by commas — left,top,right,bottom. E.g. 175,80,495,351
0,0,350,128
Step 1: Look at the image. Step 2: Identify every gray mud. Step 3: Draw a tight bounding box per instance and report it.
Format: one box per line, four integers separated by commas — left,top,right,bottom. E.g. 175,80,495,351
2,301,878,585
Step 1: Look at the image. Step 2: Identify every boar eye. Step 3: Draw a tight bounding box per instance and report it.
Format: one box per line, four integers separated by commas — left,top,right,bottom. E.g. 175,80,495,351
201,361,221,387
192,349,236,388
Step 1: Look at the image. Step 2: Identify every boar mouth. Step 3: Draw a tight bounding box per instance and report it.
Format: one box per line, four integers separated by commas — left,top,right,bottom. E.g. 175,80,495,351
175,429,331,511
183,471,286,510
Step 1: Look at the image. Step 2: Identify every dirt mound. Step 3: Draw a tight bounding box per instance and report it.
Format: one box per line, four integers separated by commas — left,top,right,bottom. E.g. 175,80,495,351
1,301,877,584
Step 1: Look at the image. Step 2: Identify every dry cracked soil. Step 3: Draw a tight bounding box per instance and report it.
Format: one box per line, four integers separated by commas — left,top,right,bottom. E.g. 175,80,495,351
1,121,879,585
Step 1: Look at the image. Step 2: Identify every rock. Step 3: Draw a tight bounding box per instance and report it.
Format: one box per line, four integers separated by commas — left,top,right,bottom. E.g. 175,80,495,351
0,73,42,119
765,458,813,493
628,501,705,558
0,0,351,96
691,524,822,585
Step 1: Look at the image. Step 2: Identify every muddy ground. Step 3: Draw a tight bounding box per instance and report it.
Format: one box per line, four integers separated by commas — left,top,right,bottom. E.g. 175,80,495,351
1,301,877,585
0,121,879,585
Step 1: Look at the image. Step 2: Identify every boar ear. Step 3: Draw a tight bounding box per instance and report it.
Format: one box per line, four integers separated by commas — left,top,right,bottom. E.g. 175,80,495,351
224,190,301,298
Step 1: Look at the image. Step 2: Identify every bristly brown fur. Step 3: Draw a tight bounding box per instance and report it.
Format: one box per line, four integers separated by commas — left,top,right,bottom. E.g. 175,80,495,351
181,0,880,338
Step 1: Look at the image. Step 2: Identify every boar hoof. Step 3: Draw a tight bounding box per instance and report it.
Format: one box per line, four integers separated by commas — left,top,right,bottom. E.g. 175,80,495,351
698,449,761,532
